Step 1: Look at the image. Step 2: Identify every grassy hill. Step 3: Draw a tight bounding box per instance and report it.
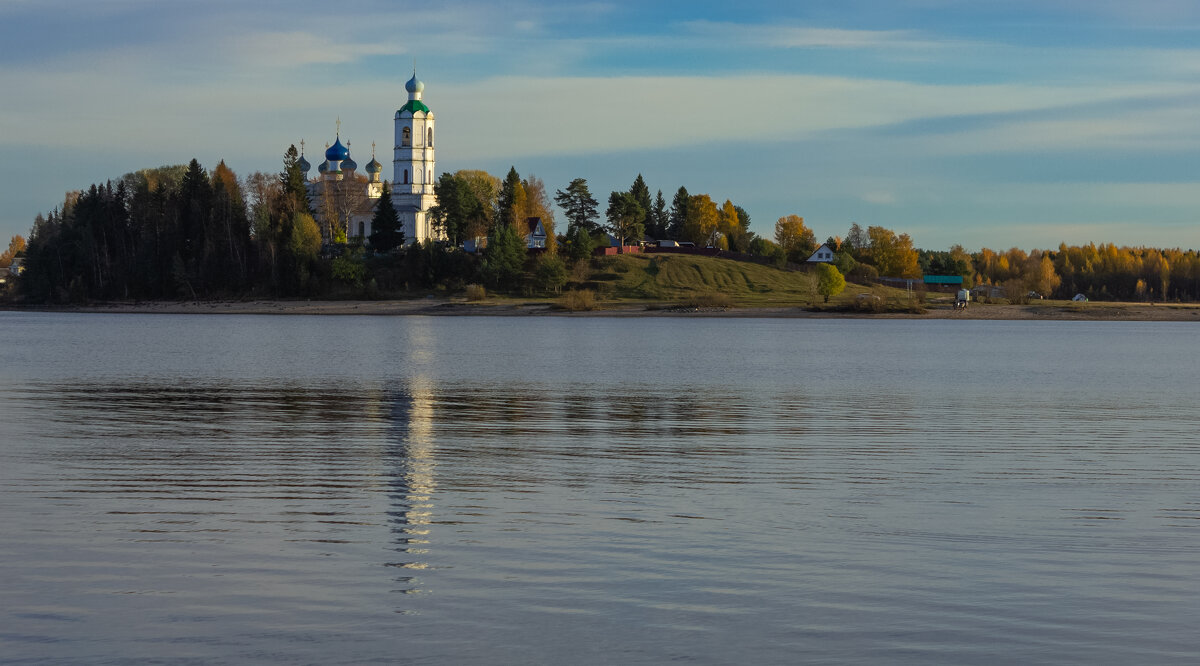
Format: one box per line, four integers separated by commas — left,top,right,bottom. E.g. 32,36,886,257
574,253,869,307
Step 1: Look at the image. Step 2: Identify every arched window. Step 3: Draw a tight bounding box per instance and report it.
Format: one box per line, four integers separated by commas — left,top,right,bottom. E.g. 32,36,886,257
358,221,365,238
402,127,411,147
403,169,409,184
427,128,433,146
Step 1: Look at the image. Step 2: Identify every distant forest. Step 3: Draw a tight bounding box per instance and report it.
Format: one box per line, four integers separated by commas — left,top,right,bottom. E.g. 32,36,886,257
6,148,1200,303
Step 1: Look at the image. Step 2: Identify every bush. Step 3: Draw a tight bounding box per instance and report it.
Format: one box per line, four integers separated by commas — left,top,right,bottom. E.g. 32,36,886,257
533,254,568,294
847,262,879,284
558,289,597,311
681,291,734,308
851,293,884,313
331,248,366,287
465,283,486,301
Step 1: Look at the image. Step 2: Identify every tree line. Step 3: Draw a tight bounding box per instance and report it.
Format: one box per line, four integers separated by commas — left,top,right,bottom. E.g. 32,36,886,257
8,148,1200,303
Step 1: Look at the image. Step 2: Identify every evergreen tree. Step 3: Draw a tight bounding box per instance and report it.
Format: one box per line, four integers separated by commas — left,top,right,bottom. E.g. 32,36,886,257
482,219,526,290
649,190,668,240
628,174,652,241
177,159,212,291
564,223,595,264
279,145,310,220
606,191,645,250
496,166,522,229
368,183,404,252
667,186,689,240
554,177,600,234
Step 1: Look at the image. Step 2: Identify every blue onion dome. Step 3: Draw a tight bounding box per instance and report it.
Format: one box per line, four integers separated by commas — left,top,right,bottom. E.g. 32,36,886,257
365,157,382,174
325,137,349,161
405,73,424,94
297,154,311,172
342,154,358,171
318,160,329,174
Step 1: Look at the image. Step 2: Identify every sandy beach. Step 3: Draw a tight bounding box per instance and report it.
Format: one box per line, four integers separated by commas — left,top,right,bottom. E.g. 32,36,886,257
7,298,1200,321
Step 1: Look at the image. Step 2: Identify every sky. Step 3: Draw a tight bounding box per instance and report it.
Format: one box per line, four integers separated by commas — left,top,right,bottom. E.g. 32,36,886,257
2,0,1200,251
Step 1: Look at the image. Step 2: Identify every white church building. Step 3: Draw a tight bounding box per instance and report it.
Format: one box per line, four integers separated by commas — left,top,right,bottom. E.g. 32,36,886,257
299,73,442,245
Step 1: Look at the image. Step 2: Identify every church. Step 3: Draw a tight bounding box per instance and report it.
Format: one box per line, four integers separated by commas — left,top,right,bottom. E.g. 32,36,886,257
297,73,442,245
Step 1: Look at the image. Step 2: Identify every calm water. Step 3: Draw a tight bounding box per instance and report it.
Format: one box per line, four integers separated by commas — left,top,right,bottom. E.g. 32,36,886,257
1,312,1198,664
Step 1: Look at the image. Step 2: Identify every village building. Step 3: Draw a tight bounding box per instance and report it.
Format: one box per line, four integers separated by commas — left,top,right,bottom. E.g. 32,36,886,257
805,243,836,263
525,218,547,249
300,73,443,246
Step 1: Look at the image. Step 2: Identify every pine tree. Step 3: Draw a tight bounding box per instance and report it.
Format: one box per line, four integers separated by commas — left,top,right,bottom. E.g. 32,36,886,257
369,183,404,252
497,166,522,229
667,186,689,240
554,177,600,234
482,218,526,290
628,174,652,241
650,190,668,240
279,145,309,220
606,191,644,250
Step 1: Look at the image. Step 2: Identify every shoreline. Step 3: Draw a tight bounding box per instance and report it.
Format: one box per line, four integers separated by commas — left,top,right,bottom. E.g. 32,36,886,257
5,298,1200,321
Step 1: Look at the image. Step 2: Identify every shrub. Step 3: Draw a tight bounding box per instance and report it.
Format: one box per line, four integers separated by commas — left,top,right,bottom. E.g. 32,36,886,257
851,293,884,313
465,283,487,301
681,291,734,308
533,254,568,294
847,262,879,284
558,289,597,311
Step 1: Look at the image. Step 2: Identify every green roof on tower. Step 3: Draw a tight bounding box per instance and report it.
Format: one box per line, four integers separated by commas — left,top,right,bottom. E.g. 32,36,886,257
397,99,431,115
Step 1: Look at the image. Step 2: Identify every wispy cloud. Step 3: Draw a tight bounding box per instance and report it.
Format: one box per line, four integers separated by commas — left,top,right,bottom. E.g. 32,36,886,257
683,20,946,50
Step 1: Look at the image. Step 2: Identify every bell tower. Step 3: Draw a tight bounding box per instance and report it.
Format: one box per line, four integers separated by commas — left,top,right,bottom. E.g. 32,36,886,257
392,72,439,243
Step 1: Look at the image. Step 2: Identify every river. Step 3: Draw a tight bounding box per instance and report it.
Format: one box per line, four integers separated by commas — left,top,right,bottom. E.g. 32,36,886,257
1,313,1198,664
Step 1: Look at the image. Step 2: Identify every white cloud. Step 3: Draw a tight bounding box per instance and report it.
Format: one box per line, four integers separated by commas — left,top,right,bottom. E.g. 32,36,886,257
433,74,1200,161
683,20,946,50
227,31,403,68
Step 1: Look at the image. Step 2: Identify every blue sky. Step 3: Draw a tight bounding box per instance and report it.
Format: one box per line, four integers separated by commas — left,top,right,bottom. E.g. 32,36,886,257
2,0,1199,250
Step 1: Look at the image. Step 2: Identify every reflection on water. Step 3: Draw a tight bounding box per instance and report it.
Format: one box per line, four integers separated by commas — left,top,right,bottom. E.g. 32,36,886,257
387,377,436,586
2,313,1200,664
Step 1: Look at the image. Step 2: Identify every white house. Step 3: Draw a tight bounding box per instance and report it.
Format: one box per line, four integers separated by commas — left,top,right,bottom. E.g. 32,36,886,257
806,243,836,263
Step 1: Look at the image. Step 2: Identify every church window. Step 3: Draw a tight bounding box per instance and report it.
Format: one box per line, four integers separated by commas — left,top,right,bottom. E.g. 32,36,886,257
402,127,412,147
428,128,433,146
358,221,365,238
427,170,431,184
403,169,409,184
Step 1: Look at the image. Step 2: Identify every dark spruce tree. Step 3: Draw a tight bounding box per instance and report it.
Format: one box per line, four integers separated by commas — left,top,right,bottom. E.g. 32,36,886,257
667,186,689,240
496,166,522,229
368,183,404,253
628,174,652,242
650,189,669,240
482,218,526,290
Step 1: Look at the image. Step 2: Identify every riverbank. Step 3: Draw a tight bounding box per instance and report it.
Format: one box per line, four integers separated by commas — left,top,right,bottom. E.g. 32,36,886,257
6,298,1200,320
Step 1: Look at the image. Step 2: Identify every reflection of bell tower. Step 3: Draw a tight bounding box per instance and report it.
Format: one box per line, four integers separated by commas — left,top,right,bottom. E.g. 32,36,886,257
385,376,437,589
392,71,439,243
